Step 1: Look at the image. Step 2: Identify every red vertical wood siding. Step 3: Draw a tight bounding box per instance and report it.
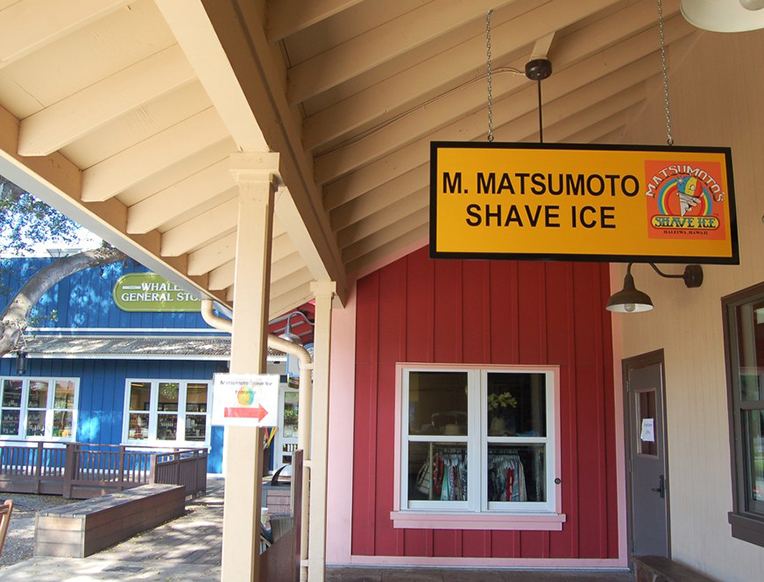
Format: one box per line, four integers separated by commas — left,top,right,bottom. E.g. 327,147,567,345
351,247,619,559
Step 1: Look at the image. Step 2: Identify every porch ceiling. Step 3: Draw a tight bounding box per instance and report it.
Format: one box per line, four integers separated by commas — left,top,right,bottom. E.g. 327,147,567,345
0,0,697,316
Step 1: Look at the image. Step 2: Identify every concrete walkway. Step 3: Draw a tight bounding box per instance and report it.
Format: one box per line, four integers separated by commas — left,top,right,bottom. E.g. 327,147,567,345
0,477,634,581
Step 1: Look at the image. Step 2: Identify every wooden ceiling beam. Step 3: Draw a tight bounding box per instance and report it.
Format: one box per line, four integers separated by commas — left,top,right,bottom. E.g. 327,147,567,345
268,282,314,321
161,197,238,257
0,103,228,307
287,0,515,105
345,224,429,276
209,260,234,290
314,1,680,185
303,0,626,151
18,45,196,156
187,231,238,276
270,266,313,300
198,0,347,303
208,243,302,291
329,165,428,227
0,0,130,69
336,186,427,249
81,107,229,202
342,207,429,263
266,0,367,43
155,0,268,152
126,158,235,234
329,54,663,233
322,14,693,206
564,107,638,144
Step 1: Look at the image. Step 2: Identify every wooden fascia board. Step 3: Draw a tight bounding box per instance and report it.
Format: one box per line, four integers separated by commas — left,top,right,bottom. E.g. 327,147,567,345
0,104,229,308
200,0,347,306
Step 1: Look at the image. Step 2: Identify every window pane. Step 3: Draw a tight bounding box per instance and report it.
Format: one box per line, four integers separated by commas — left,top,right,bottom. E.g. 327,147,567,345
737,301,764,402
186,383,207,412
52,411,73,437
157,413,177,440
487,372,546,437
408,372,468,436
2,380,22,407
185,415,206,441
27,380,49,409
26,410,45,436
128,413,149,440
1,409,19,436
488,443,546,502
54,381,75,409
158,382,179,411
744,410,764,505
283,391,299,438
129,382,151,411
408,442,467,502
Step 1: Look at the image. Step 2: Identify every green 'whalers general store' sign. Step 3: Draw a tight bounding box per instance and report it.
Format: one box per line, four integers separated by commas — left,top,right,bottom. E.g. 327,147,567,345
113,273,201,312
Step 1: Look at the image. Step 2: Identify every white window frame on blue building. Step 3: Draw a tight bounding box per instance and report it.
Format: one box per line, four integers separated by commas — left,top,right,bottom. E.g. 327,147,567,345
0,376,79,442
121,378,212,448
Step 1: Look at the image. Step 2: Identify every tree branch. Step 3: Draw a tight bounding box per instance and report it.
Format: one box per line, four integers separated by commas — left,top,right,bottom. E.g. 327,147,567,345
0,248,127,357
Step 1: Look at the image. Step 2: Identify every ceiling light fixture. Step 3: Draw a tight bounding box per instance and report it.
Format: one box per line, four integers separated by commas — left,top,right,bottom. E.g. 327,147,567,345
606,263,704,313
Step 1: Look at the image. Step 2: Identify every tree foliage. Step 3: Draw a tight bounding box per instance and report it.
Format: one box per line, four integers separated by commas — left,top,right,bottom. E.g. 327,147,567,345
0,175,81,256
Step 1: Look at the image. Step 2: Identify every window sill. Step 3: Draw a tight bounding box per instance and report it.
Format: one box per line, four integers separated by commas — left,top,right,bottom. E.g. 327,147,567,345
391,510,566,531
729,512,764,548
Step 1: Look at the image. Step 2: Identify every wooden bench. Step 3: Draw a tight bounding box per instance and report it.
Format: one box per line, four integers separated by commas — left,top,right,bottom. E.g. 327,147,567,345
634,555,717,582
0,500,13,556
34,483,185,558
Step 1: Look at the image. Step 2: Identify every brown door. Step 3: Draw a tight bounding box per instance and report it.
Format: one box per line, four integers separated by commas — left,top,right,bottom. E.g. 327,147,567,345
624,350,670,558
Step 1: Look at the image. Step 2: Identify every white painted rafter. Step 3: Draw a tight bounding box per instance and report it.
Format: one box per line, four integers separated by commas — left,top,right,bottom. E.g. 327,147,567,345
18,45,196,156
0,0,130,69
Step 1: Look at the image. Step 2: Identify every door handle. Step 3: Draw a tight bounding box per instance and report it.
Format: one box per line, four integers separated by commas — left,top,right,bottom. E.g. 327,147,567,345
651,475,665,498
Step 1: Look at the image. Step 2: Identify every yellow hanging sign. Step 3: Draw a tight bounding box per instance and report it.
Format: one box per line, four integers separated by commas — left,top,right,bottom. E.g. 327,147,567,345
430,142,738,264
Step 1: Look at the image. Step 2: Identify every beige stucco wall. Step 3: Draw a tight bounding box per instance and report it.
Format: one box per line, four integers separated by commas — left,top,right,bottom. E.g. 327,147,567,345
617,29,764,581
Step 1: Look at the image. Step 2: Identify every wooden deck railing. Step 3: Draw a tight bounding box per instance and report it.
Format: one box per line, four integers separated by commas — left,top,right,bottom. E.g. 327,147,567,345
0,440,207,499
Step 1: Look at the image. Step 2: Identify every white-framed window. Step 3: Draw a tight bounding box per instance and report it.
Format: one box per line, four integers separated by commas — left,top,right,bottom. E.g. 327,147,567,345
392,364,564,531
0,377,79,441
122,379,211,447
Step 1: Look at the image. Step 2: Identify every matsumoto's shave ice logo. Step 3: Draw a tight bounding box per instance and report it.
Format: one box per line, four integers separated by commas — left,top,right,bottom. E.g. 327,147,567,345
644,160,727,241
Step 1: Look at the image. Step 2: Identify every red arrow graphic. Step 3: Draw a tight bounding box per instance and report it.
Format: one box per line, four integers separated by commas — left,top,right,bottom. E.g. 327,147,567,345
225,405,268,421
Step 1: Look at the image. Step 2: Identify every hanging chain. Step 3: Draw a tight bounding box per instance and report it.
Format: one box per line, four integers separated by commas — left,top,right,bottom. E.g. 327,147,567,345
486,10,494,142
657,0,674,146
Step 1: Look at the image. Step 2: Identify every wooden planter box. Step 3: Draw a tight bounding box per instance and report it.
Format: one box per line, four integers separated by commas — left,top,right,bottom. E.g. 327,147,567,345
34,483,185,558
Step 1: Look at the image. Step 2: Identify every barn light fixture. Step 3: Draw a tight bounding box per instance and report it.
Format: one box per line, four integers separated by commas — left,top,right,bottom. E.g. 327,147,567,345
681,0,764,33
15,350,27,375
606,263,704,313
278,311,314,344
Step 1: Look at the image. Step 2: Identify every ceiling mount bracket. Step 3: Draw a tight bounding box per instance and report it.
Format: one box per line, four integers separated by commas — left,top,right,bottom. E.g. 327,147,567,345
524,58,552,81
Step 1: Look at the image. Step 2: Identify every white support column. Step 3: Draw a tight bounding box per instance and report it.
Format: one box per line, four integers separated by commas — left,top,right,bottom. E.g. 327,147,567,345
221,152,279,582
308,280,336,582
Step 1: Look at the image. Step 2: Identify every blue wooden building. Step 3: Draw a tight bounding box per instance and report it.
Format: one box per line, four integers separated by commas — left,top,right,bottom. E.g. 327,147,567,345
0,257,242,473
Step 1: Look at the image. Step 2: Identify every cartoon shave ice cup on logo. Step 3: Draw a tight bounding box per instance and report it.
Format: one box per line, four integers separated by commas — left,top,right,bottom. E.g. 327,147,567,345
644,160,726,240
237,384,255,406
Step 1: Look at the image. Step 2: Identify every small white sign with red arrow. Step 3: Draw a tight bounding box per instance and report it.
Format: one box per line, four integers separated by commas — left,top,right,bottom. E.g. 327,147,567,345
212,373,279,427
